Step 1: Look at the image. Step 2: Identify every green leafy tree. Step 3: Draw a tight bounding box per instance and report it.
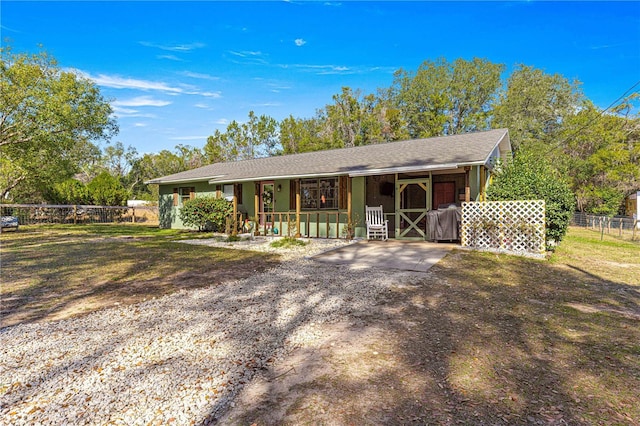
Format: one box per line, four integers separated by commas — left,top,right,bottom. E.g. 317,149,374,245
45,179,90,205
390,57,503,138
322,87,408,148
87,171,129,206
0,46,117,200
279,115,327,154
204,111,279,162
128,145,205,201
486,149,576,248
102,141,139,185
552,98,640,215
178,196,234,231
391,58,451,138
493,64,583,151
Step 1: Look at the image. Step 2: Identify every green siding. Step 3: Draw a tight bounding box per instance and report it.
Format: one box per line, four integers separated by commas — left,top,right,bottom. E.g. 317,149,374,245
158,182,217,229
158,171,484,236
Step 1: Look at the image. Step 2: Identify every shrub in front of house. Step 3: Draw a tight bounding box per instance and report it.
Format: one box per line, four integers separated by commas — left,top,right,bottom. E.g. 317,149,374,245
179,196,234,231
486,150,575,249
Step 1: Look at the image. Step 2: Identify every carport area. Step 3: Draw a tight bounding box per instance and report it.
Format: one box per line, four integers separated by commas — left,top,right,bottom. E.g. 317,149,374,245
310,240,457,272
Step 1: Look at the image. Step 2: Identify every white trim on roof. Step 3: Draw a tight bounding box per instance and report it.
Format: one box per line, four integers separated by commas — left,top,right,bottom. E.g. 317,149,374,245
347,163,466,177
209,171,346,184
144,176,222,185
481,130,511,168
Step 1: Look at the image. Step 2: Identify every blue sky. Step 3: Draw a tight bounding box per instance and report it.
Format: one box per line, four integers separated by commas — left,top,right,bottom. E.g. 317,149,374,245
2,1,639,154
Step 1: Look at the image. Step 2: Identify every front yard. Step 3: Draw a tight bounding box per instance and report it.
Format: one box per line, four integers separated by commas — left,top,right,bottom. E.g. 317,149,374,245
0,224,279,327
1,225,638,424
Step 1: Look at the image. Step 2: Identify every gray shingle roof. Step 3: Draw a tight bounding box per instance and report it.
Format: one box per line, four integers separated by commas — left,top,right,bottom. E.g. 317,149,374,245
146,128,510,184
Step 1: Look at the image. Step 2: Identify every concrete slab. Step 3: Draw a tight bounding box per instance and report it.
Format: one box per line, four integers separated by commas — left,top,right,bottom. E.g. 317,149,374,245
310,240,456,272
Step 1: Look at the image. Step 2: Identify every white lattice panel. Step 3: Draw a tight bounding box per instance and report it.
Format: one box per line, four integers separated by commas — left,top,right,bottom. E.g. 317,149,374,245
461,200,546,254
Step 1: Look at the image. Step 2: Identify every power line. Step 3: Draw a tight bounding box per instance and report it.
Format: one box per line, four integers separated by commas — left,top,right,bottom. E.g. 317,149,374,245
557,79,640,146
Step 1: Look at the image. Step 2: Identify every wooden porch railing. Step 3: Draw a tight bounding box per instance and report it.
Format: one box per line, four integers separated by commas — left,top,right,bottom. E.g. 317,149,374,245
255,210,351,239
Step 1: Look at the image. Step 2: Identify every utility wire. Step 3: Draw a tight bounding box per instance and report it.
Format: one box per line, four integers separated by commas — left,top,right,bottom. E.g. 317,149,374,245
557,79,640,146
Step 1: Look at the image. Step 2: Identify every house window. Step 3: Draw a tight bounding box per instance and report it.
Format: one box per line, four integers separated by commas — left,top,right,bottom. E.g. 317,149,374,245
175,187,194,205
301,178,338,209
223,184,234,200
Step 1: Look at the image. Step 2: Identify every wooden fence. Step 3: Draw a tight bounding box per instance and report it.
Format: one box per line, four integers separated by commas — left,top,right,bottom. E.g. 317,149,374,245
0,204,159,226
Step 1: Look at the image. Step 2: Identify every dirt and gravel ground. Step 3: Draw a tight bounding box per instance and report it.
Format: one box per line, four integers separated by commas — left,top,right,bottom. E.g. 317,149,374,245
222,243,640,425
1,227,638,425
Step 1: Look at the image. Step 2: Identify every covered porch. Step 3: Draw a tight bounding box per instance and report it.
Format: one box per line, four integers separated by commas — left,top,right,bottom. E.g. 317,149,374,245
227,164,487,241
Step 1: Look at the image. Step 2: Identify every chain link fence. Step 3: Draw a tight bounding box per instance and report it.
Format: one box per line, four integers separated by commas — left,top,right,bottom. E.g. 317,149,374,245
0,204,159,226
571,212,638,241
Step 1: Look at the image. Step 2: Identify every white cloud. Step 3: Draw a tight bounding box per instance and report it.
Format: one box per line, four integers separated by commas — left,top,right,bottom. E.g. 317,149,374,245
228,50,263,57
214,118,229,125
111,106,139,115
194,103,209,109
139,41,206,52
133,122,148,127
77,71,184,93
169,135,208,141
178,71,220,80
294,38,306,47
250,102,282,107
158,54,183,61
197,91,222,98
283,64,353,75
113,96,171,107
72,69,222,99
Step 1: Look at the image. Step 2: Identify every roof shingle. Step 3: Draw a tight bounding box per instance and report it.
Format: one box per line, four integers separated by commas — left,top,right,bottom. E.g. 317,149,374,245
146,128,510,184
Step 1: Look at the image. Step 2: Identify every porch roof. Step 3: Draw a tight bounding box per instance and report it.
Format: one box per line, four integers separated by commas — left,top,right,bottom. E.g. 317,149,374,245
146,128,510,185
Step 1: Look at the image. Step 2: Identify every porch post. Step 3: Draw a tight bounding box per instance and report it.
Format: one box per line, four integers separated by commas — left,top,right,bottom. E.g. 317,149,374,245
347,176,352,229
479,166,486,201
295,179,301,238
232,188,238,236
464,166,471,203
254,182,260,223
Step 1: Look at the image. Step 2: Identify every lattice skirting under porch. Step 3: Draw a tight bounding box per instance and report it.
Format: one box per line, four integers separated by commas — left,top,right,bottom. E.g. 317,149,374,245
461,200,546,255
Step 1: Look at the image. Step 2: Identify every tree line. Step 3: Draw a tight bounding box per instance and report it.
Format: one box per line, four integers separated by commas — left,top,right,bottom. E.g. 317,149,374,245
2,47,638,215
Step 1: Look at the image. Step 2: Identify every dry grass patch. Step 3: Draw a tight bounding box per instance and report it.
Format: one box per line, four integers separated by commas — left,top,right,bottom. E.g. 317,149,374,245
1,224,279,327
224,226,639,425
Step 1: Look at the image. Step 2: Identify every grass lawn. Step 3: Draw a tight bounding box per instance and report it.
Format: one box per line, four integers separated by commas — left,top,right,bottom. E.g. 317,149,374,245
0,224,279,327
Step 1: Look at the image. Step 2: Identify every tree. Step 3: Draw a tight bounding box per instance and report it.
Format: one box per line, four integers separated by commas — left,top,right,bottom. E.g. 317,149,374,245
279,115,327,154
448,58,504,134
0,46,117,200
391,58,451,138
128,145,206,201
44,179,90,205
204,111,279,162
389,57,503,138
87,171,129,206
321,87,408,148
553,99,640,214
486,149,576,247
102,141,138,182
493,64,583,151
325,87,366,148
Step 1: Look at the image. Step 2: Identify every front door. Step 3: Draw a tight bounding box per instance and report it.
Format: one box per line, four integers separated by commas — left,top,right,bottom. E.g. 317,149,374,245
395,178,430,240
260,182,274,228
433,182,456,208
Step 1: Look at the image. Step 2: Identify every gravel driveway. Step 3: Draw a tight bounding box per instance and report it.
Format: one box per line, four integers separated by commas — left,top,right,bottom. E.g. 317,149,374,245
0,240,423,425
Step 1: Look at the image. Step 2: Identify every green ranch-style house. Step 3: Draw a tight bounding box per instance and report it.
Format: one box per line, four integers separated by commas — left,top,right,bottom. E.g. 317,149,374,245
146,128,512,240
